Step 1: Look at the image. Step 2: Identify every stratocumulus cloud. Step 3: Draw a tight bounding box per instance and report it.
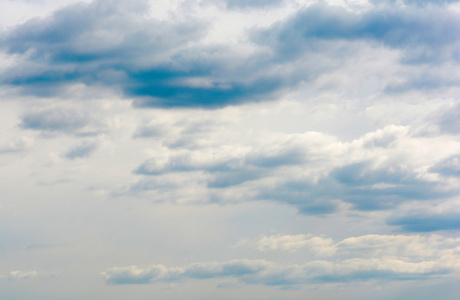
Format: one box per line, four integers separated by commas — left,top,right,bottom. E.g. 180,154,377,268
128,125,458,214
2,0,459,106
102,234,460,286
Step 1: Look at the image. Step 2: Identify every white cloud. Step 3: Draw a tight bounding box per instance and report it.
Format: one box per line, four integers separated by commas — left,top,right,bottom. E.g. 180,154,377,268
103,234,460,286
7,270,38,280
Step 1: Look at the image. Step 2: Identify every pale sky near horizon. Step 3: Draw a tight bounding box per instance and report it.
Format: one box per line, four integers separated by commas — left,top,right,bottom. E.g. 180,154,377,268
1,0,460,299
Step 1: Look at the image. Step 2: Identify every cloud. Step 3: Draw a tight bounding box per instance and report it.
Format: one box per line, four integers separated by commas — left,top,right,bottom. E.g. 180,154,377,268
224,0,285,9
430,155,460,177
3,0,459,106
256,2,460,64
20,107,90,133
128,124,458,214
64,140,98,159
239,233,460,259
1,0,284,107
0,137,33,154
5,270,38,280
245,234,336,255
436,104,460,135
103,234,460,286
370,0,460,7
387,213,460,232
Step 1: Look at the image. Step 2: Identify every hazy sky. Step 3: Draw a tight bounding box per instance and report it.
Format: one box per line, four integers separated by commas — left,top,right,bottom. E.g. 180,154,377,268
1,0,460,299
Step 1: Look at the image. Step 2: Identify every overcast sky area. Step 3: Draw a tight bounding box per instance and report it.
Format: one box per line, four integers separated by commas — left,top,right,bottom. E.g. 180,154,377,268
1,0,460,299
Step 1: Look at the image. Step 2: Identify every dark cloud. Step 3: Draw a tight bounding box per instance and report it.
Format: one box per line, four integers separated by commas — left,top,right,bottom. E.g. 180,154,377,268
330,162,452,210
259,161,452,214
256,179,341,215
2,0,459,106
387,213,460,232
0,0,283,107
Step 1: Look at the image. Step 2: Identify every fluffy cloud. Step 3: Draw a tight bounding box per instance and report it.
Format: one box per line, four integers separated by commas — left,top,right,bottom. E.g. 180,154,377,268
129,123,459,214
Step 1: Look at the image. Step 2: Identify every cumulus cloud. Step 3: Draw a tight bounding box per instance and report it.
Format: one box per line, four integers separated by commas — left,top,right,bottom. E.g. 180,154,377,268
128,123,459,214
103,234,460,286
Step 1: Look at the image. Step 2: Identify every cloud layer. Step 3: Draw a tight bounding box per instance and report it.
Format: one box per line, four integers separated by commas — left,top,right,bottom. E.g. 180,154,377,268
103,234,460,286
1,0,459,299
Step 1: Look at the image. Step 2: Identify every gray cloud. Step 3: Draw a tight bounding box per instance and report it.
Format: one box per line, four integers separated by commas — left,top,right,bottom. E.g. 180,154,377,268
2,0,459,106
225,0,284,9
256,3,460,62
131,124,456,215
436,104,460,135
20,107,90,133
0,137,33,154
387,213,460,232
370,0,460,7
64,141,98,159
430,155,460,177
257,159,453,214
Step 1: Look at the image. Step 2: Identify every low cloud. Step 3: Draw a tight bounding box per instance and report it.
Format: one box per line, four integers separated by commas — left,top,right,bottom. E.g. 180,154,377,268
0,137,33,154
387,213,460,232
2,0,459,106
20,107,90,133
103,234,460,286
64,140,98,159
129,125,459,214
2,270,39,280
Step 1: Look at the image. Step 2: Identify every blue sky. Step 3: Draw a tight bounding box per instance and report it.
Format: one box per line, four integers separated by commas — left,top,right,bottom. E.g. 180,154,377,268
0,0,459,299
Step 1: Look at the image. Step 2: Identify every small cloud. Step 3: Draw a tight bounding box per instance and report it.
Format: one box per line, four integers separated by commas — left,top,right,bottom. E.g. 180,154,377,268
0,137,33,154
251,234,336,256
64,141,98,159
20,107,90,133
8,270,38,280
225,0,284,9
132,124,165,138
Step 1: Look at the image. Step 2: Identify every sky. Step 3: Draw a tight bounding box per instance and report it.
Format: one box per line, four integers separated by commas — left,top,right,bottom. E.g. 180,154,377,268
0,0,460,299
